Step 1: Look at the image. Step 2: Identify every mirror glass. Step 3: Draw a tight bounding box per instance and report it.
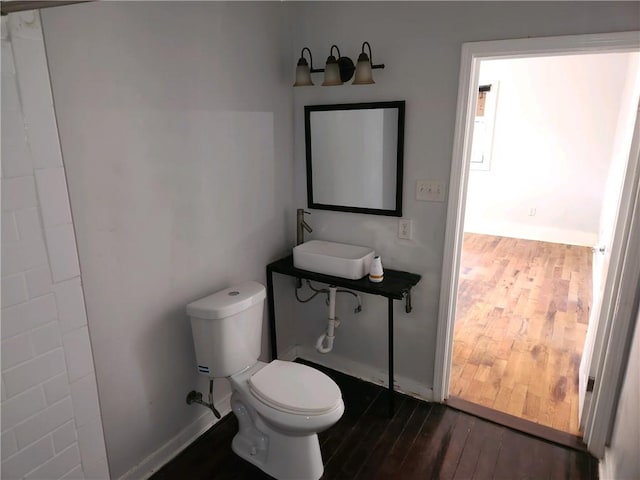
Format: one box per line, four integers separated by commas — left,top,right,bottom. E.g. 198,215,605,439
305,101,405,216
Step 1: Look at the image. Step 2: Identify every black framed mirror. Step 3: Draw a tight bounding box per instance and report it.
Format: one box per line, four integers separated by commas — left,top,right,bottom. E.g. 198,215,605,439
305,101,405,217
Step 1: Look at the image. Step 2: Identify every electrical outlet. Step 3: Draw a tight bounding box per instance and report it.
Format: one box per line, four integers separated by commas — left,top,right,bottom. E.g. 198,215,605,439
417,180,445,202
398,218,412,239
528,208,537,216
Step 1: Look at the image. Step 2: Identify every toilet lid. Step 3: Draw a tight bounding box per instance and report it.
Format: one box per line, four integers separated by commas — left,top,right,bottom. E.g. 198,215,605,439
249,361,341,415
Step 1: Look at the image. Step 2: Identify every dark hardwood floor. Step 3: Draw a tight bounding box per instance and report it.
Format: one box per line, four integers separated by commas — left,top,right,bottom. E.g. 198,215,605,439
152,361,598,479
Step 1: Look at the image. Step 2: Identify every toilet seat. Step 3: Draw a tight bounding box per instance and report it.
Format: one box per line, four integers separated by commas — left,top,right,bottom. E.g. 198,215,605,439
249,360,341,416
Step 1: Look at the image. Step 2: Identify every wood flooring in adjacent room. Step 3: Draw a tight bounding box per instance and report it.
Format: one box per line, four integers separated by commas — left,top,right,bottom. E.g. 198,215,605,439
450,233,592,436
152,361,597,479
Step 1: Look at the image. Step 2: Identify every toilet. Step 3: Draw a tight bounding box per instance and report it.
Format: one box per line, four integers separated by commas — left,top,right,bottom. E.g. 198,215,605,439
186,281,344,480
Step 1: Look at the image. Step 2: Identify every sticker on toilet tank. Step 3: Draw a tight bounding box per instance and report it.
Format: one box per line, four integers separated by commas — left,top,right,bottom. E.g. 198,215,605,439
198,365,210,374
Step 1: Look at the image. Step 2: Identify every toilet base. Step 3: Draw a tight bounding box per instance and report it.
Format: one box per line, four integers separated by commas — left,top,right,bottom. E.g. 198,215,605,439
231,428,324,480
230,401,324,480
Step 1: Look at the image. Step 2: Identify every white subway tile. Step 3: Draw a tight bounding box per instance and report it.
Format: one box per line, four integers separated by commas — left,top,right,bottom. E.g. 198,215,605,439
2,211,19,244
61,464,84,479
43,373,71,405
1,137,34,178
15,207,43,241
2,175,37,211
30,321,62,355
10,31,48,102
35,168,72,227
1,302,30,338
25,112,64,170
1,273,27,308
62,327,94,383
25,266,53,298
21,235,49,271
81,455,110,480
52,278,87,334
25,443,81,480
10,34,63,171
2,242,24,276
26,293,58,329
1,97,33,177
1,430,18,458
44,224,80,282
70,373,100,428
76,416,107,474
1,69,20,111
1,385,46,430
1,96,27,142
1,435,53,480
15,396,74,449
1,234,48,276
3,348,66,397
52,421,77,454
2,41,16,74
1,331,33,369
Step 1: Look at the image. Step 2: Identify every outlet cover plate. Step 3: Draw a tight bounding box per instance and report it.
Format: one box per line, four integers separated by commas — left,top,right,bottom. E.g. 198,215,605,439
398,218,412,239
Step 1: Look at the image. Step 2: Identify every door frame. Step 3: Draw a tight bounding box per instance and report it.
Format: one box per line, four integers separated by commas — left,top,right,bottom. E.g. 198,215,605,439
433,31,640,456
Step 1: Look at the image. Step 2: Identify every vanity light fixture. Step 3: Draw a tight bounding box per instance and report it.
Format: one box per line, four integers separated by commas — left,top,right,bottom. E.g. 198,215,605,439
293,42,385,87
293,47,321,87
353,41,385,85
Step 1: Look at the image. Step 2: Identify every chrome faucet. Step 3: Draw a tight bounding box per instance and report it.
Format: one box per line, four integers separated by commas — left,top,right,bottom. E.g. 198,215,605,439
297,209,312,245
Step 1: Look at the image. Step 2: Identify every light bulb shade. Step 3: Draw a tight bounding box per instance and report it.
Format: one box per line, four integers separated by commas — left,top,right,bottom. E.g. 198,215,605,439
353,53,375,85
293,63,313,87
322,56,343,86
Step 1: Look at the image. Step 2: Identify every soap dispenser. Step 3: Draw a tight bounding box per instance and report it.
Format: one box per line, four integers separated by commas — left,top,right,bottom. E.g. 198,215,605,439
369,256,384,283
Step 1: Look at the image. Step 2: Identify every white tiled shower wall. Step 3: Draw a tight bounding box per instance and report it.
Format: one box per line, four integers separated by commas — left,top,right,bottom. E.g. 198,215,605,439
1,12,109,479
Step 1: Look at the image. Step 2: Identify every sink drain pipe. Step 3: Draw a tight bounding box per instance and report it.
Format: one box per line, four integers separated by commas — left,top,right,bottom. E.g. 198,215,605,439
316,286,339,353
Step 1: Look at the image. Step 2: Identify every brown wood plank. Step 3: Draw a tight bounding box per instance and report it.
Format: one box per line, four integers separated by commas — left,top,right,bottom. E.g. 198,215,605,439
321,389,391,478
352,396,417,479
372,400,433,480
401,405,459,480
458,418,506,479
493,427,553,479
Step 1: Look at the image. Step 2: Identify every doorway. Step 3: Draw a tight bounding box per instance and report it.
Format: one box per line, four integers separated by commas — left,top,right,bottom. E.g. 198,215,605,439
448,52,635,436
434,32,640,454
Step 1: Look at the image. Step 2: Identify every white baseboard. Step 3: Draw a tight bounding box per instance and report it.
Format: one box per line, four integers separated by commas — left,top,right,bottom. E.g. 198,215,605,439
295,346,434,402
118,394,232,480
464,220,598,247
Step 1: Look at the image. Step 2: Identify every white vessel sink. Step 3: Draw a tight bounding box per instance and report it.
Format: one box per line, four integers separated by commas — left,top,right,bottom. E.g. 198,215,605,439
293,240,375,280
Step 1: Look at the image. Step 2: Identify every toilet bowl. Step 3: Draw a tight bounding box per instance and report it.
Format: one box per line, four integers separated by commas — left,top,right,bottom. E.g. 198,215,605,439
186,281,344,480
229,361,344,479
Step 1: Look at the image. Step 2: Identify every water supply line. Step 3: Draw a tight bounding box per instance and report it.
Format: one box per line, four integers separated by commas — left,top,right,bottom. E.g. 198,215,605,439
186,379,221,419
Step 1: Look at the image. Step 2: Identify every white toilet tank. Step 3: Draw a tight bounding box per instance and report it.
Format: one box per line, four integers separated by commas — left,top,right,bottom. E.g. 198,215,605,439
186,281,266,378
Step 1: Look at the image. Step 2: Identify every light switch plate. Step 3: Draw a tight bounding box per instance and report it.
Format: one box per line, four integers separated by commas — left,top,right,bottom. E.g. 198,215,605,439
417,180,445,202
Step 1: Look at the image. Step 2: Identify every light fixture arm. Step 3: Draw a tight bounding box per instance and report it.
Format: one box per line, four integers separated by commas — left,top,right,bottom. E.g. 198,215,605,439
300,47,324,73
361,41,385,70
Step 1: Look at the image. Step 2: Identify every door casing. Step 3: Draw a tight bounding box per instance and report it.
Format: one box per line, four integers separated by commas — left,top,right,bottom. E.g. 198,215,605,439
434,31,640,457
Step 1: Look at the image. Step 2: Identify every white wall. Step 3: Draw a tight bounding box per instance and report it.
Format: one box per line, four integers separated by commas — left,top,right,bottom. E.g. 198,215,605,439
599,309,640,479
40,2,294,478
289,2,640,394
1,12,108,479
464,53,637,246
